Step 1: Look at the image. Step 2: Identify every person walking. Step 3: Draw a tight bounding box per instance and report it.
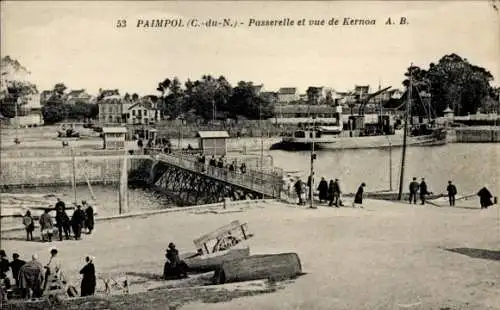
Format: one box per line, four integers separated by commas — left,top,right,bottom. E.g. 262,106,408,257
446,181,457,206
419,178,428,205
39,209,54,242
409,177,419,205
22,211,35,241
79,256,96,297
317,177,328,203
353,183,366,208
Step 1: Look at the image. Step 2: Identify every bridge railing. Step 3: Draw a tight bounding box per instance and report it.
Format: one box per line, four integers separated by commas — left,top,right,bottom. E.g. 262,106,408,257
152,152,283,198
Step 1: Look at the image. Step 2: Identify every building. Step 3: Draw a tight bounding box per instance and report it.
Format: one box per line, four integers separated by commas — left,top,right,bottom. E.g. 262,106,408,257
196,131,229,156
277,87,299,104
252,84,264,96
64,89,94,105
102,126,127,149
98,95,124,125
126,99,161,125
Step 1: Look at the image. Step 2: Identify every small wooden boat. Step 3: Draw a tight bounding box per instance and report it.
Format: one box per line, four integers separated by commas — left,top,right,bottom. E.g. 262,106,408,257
183,247,250,273
214,252,302,284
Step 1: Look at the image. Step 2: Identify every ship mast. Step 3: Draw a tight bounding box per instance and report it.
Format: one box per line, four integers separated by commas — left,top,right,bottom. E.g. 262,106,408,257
397,64,412,200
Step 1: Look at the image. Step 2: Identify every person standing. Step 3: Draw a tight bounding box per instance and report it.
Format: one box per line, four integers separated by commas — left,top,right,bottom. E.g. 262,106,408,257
44,248,65,293
55,198,66,211
79,256,96,297
317,177,328,203
39,209,54,242
328,179,335,206
84,202,94,235
333,179,342,207
307,175,313,201
353,183,366,208
18,254,44,299
294,179,303,205
409,177,419,205
446,181,457,207
0,250,10,289
419,178,428,205
22,211,35,241
71,205,85,240
10,253,25,287
55,206,70,241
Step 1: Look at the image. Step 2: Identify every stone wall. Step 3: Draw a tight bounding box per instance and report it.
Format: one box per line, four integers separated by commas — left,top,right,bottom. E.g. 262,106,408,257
0,156,148,188
455,127,500,143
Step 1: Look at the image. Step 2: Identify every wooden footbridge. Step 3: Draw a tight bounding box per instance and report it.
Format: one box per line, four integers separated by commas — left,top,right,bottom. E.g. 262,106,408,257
131,152,284,205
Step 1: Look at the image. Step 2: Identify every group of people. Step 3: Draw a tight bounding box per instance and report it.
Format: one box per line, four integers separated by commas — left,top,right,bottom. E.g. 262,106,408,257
0,248,96,301
408,177,431,205
22,198,95,242
287,176,367,208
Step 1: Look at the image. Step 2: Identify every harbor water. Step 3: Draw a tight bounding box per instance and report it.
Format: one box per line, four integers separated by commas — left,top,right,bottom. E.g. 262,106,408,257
271,143,500,196
1,143,498,230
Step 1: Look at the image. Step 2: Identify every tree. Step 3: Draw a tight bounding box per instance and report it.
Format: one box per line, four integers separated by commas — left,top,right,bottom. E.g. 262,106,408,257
53,83,67,99
131,93,139,102
227,81,273,119
0,80,38,118
190,75,233,122
306,87,321,105
403,54,495,116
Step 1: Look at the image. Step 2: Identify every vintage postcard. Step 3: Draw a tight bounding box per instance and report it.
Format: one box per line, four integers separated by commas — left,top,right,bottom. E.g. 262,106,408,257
1,1,499,309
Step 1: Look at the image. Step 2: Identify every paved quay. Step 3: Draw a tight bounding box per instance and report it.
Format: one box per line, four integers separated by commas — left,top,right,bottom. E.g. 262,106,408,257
1,199,499,309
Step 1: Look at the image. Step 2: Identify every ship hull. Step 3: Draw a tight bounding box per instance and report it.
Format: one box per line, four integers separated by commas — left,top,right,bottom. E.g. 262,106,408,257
270,131,447,151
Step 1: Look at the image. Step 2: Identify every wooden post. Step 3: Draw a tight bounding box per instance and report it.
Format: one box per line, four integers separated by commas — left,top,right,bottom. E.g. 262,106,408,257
119,148,128,214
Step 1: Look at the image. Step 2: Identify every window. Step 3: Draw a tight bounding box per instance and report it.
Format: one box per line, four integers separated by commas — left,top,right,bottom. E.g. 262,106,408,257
132,110,136,116
144,110,147,116
138,110,142,117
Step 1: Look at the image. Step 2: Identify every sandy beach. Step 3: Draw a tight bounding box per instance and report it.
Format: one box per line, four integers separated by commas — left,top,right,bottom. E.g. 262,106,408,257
1,199,499,309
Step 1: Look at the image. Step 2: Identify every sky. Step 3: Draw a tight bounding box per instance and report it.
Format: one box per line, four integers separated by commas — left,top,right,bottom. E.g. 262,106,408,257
1,1,499,96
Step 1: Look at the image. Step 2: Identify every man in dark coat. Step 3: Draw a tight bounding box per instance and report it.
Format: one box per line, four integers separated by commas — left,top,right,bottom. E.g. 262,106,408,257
317,177,328,203
409,177,419,204
10,253,26,287
80,256,96,297
446,181,457,206
55,206,71,241
55,198,66,211
307,175,313,200
478,187,494,209
71,205,86,240
419,178,428,205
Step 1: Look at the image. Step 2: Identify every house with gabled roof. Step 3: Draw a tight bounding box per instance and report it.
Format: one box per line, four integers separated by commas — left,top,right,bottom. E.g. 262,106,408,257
126,98,161,125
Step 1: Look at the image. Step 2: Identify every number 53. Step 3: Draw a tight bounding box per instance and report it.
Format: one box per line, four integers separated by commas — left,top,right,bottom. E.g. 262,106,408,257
116,19,127,28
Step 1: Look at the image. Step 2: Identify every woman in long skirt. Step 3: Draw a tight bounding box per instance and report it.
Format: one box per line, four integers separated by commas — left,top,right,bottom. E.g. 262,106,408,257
80,256,96,297
353,183,366,208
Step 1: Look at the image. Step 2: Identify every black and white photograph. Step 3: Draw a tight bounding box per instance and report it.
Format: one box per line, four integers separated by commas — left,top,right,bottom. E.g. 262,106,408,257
0,1,499,309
